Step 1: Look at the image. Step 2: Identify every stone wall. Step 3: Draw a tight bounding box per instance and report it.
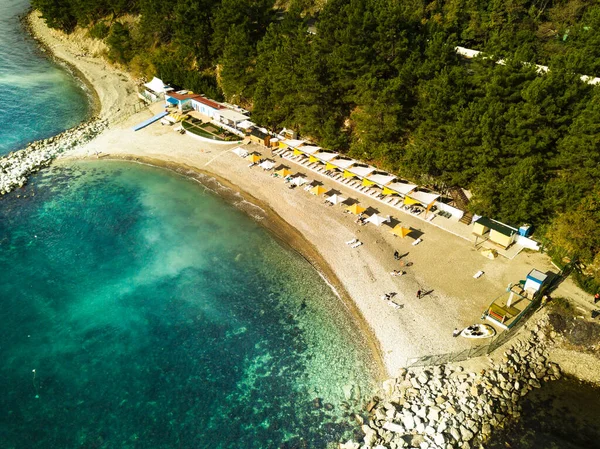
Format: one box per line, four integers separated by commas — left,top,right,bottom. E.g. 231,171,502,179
342,318,561,449
0,118,107,195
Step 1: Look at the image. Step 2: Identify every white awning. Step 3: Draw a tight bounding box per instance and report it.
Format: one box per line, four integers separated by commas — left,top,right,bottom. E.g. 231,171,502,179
315,151,339,162
237,120,255,130
349,165,376,178
231,147,248,158
329,158,356,169
297,145,321,154
386,182,417,195
365,214,390,226
367,172,396,186
218,108,249,123
282,139,306,149
143,77,172,94
408,190,440,206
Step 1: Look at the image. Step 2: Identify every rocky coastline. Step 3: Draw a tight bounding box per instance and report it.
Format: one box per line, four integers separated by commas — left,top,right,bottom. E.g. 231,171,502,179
0,118,107,195
343,316,563,449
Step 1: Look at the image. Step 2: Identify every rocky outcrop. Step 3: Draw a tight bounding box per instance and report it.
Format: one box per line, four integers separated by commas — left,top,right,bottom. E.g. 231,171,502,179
0,118,107,195
342,319,561,449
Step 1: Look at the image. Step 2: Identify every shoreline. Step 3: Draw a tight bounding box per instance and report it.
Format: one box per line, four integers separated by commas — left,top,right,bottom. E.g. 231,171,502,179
60,154,388,380
21,10,101,119
24,9,389,378
23,9,598,383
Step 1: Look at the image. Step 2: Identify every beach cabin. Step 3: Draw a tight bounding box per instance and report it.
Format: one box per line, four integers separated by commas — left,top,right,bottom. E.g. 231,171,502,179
165,91,198,113
249,128,271,147
215,108,249,129
190,96,224,118
473,217,517,249
523,269,548,297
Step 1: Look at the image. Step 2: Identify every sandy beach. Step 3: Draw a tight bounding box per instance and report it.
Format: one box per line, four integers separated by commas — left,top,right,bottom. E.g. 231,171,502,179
27,11,593,378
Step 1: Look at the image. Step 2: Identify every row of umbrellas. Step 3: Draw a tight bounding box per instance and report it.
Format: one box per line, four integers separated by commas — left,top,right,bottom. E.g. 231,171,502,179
252,155,414,239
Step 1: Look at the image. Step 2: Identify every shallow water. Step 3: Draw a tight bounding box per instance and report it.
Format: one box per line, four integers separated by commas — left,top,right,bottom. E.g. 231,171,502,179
0,0,89,155
0,161,378,448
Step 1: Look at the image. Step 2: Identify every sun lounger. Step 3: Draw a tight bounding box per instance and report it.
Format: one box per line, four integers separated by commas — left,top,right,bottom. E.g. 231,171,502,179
388,301,402,310
473,270,484,279
345,238,358,245
412,238,422,246
350,241,363,248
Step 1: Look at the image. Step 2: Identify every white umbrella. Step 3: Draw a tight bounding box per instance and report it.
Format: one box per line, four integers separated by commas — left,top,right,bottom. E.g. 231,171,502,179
259,160,275,170
292,177,309,186
365,213,390,226
232,147,248,158
326,194,346,205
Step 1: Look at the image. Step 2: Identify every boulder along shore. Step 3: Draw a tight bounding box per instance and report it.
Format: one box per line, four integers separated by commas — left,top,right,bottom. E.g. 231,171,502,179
0,118,107,195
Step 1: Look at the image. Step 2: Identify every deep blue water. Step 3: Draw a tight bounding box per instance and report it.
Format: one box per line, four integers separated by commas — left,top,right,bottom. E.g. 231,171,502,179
0,0,89,155
0,161,378,448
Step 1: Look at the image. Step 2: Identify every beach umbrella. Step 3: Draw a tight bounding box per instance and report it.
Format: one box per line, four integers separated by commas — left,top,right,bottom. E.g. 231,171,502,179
247,154,261,163
291,177,308,186
232,147,248,158
365,213,389,226
346,204,366,215
325,194,346,205
259,160,275,170
391,225,411,238
276,168,293,178
310,185,327,196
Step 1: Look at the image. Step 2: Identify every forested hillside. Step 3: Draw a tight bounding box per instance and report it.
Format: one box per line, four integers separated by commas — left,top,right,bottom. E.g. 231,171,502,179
32,0,600,286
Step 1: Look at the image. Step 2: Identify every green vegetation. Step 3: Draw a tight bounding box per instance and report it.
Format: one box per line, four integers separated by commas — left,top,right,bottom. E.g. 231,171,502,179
182,120,241,141
32,0,600,285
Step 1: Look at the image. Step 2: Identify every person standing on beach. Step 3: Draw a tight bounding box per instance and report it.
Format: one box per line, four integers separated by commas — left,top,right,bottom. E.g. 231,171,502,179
595,293,600,304
453,328,461,337
416,290,422,299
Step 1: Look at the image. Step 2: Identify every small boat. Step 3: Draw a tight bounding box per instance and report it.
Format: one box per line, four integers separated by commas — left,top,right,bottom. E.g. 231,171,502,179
461,324,496,339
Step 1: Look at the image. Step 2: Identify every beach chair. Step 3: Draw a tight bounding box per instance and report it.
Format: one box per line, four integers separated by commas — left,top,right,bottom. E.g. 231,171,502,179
473,270,484,279
412,238,422,246
350,241,363,248
345,238,358,245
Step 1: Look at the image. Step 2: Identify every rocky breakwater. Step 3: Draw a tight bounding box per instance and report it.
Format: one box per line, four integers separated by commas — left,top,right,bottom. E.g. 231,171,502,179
341,321,562,449
0,118,107,195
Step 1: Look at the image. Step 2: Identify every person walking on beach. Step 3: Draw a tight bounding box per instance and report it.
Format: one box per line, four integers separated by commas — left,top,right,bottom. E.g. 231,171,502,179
394,250,400,260
595,292,600,304
416,289,422,299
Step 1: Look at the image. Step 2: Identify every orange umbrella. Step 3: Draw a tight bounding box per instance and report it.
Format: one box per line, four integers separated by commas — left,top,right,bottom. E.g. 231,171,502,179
346,203,366,215
390,225,411,238
310,185,327,196
247,154,261,163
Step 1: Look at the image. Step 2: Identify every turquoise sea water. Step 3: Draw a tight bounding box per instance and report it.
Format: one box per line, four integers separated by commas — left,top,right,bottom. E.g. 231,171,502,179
0,161,378,448
0,0,89,155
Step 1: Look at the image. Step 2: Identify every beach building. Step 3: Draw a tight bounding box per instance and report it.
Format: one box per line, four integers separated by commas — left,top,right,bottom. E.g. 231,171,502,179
165,91,199,113
215,108,250,129
483,269,549,330
190,96,224,118
472,217,518,249
249,128,271,147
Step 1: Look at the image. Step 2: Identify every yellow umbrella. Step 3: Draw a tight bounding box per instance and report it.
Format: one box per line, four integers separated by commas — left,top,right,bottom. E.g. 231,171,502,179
362,178,376,187
383,186,398,195
325,162,337,171
276,168,293,178
247,154,261,163
343,170,355,179
310,185,327,196
391,225,411,238
346,203,366,215
309,155,320,163
403,196,421,206
293,148,304,156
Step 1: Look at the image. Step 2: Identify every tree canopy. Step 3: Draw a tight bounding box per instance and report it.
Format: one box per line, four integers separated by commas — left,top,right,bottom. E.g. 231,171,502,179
32,0,600,287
